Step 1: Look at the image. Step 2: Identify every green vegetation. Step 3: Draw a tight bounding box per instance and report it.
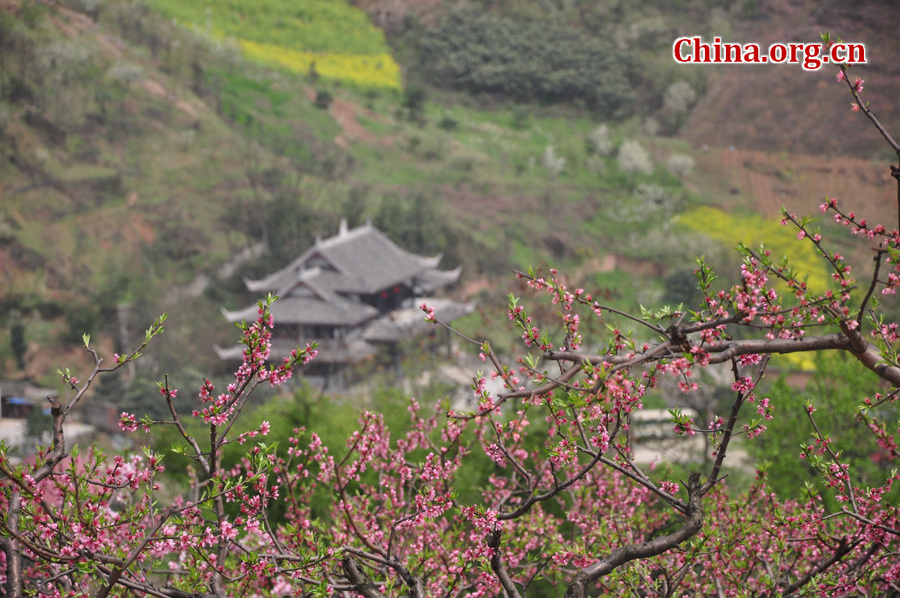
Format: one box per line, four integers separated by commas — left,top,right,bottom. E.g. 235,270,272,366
0,0,885,402
147,0,390,55
419,8,634,114
750,353,900,508
147,0,402,89
4,3,899,594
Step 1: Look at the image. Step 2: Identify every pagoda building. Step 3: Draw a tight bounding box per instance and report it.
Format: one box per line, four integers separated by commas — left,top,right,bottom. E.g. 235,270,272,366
216,219,471,388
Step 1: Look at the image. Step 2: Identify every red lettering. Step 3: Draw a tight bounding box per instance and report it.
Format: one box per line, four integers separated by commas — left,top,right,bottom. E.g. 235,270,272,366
722,43,741,63
769,43,787,63
695,37,711,63
743,45,760,62
673,38,692,63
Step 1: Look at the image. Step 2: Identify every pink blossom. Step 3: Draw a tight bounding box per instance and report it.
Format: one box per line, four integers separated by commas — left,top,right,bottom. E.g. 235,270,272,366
660,481,680,495
118,412,139,433
420,302,437,323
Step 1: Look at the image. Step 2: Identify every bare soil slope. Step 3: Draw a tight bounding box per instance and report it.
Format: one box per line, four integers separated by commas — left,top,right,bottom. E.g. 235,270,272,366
680,0,900,157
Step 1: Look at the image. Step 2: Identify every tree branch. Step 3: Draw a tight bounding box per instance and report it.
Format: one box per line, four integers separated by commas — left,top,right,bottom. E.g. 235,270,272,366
564,473,704,598
489,530,523,598
779,538,855,596
342,556,389,598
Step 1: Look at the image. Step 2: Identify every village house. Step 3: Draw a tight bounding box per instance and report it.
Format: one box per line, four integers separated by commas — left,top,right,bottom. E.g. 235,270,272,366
216,219,472,388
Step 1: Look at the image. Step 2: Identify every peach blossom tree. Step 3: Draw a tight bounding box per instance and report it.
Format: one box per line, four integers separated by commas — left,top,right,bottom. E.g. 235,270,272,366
2,50,899,597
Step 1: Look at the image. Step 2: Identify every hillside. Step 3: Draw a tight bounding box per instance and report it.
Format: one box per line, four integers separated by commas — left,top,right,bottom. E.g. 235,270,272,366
679,0,900,156
359,0,900,156
0,0,897,391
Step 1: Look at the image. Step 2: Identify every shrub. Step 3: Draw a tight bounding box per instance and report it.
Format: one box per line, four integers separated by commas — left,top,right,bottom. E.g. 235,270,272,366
664,80,697,114
403,85,427,123
9,310,26,370
617,139,653,177
542,145,565,178
587,124,615,156
314,89,333,109
668,153,695,177
643,116,661,136
438,113,459,131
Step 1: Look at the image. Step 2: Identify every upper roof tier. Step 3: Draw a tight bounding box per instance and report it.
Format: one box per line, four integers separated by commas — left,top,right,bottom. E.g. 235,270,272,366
244,219,457,296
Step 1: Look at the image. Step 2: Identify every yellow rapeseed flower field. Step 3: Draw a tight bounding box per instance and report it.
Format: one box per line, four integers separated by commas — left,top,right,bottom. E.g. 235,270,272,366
677,206,831,370
241,40,402,91
678,206,829,292
147,0,403,91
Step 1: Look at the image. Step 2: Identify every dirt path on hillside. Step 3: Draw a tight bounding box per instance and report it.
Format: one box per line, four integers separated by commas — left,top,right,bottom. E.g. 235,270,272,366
141,79,201,119
331,97,378,147
303,88,394,148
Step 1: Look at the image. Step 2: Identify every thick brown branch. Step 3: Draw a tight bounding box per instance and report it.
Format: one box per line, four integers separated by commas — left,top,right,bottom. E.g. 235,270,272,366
342,556,389,598
1,493,23,598
546,334,851,368
342,547,424,598
701,357,769,495
489,530,523,598
838,320,900,385
564,473,704,598
498,450,604,521
545,331,900,387
780,538,855,596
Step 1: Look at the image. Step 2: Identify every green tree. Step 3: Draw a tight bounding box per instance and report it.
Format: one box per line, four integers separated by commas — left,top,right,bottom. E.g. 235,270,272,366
419,8,634,115
402,85,427,124
24,401,51,443
264,183,335,266
374,193,459,264
9,310,26,370
749,352,899,508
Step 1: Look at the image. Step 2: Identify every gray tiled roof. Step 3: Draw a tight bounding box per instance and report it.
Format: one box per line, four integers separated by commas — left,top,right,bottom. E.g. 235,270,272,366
214,338,377,364
363,299,475,343
245,222,448,295
221,295,377,327
314,225,434,292
228,221,461,332
415,266,463,294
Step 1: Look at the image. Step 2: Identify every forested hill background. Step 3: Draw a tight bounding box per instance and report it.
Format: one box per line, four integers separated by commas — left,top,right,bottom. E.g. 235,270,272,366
0,0,898,390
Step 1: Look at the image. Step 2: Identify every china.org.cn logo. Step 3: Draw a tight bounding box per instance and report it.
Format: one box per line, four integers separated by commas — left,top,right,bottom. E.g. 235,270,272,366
673,36,866,71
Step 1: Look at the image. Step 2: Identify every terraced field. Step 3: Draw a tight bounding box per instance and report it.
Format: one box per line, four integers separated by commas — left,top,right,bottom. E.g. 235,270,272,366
147,0,402,89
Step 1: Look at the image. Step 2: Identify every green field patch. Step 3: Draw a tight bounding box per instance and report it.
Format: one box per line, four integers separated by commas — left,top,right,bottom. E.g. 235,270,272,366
147,0,401,90
147,0,388,54
56,164,120,182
